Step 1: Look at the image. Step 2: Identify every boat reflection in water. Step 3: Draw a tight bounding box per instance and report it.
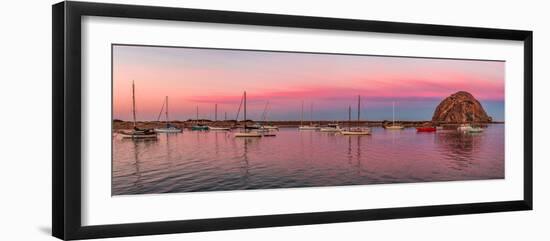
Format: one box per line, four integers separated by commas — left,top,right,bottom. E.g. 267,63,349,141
112,124,504,195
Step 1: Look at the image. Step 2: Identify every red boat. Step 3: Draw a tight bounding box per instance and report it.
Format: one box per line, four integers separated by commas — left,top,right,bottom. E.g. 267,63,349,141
416,127,437,132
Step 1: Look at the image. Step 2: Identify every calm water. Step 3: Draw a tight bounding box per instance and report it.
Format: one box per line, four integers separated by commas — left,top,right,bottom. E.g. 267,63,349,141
112,125,504,195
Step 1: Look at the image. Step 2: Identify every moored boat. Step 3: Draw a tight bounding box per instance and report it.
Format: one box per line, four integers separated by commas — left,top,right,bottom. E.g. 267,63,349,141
468,126,484,133
154,96,183,133
120,81,158,140
254,128,269,133
299,125,320,130
259,101,279,130
320,123,342,132
120,128,158,139
458,105,484,133
341,128,371,135
385,125,405,130
457,124,472,132
155,125,183,133
298,101,319,130
340,95,371,135
191,124,209,131
385,101,405,130
436,126,456,133
207,103,231,131
191,106,209,131
235,91,262,138
248,123,262,129
234,132,262,137
457,123,484,134
416,126,436,132
262,131,277,137
208,126,231,131
458,124,484,133
468,108,484,133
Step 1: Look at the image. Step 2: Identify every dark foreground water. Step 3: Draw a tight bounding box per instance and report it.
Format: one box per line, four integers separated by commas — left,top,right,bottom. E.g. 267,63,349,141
112,125,504,195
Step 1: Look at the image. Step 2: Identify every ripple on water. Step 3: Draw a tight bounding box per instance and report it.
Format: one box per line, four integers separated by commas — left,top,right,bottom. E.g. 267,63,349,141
112,125,505,195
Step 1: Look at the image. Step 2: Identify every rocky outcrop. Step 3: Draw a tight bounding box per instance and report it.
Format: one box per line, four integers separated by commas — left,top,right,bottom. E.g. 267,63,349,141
431,91,492,123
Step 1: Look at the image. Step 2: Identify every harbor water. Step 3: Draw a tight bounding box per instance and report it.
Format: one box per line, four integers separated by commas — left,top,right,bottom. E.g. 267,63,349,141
112,124,504,195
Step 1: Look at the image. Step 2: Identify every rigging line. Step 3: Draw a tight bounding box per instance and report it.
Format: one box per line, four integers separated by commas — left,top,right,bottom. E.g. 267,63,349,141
265,101,271,122
235,93,244,121
261,101,269,121
156,99,166,122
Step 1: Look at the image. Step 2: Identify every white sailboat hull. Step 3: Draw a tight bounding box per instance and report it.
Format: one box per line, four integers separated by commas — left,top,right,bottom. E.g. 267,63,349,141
458,125,484,133
119,130,158,139
154,128,182,133
234,132,262,137
320,127,342,132
388,101,404,130
299,126,320,130
457,125,472,132
208,126,231,131
468,127,484,133
385,125,404,130
340,131,371,135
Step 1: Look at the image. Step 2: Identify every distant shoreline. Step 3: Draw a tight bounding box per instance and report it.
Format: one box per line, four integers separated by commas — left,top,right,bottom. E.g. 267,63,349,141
113,119,504,130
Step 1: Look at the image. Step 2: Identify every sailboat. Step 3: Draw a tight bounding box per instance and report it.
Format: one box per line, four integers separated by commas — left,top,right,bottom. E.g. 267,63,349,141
298,102,320,130
257,101,277,136
191,106,209,131
208,126,230,130
341,95,371,135
416,126,437,132
235,91,262,137
320,122,342,132
119,81,158,139
260,101,279,131
208,104,231,131
457,105,484,133
385,101,405,130
468,125,483,133
457,123,472,132
468,108,483,133
154,96,182,133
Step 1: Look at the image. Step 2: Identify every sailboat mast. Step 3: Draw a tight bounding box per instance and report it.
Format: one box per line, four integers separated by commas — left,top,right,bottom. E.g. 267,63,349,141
244,91,247,131
348,105,351,131
266,101,269,123
472,104,475,126
392,101,395,125
310,103,313,125
165,96,169,127
132,80,136,128
215,104,218,122
196,106,199,123
301,101,304,126
357,95,361,124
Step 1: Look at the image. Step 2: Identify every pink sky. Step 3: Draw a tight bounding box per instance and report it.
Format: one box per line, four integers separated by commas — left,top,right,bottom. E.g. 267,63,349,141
112,45,505,121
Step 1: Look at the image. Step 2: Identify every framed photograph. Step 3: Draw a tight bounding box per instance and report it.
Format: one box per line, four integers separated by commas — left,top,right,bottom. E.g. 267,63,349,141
52,1,533,240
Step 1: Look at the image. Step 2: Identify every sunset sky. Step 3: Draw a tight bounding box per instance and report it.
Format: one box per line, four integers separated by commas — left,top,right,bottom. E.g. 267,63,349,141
112,45,505,122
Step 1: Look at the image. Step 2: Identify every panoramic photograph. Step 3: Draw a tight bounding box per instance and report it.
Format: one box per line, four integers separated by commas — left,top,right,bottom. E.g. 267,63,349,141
111,44,505,196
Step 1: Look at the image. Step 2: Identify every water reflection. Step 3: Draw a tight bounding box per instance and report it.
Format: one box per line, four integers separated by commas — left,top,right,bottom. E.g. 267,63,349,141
436,132,476,172
132,141,141,189
112,125,505,195
239,138,254,184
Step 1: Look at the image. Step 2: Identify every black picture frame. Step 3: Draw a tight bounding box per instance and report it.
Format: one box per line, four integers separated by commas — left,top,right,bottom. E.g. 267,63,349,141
52,1,533,240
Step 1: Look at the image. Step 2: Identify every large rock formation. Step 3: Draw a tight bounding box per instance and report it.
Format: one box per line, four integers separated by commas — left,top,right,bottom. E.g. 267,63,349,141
431,91,492,123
